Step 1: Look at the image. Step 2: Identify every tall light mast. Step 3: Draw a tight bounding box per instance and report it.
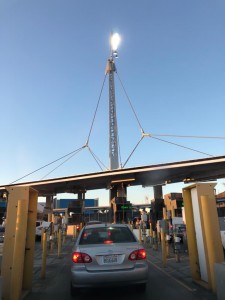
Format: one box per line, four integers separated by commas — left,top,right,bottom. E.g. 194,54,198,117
105,33,128,223
105,33,121,170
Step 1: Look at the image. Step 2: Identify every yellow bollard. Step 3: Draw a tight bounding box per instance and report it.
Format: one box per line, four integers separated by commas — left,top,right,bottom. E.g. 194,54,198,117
143,228,146,245
174,235,181,263
166,234,170,258
51,214,55,237
73,225,77,239
138,226,142,244
58,229,62,257
153,230,158,251
149,224,153,248
147,229,150,246
80,222,83,231
41,227,45,249
50,235,54,253
41,232,47,279
48,213,52,222
161,229,167,268
150,223,153,236
157,231,161,245
62,230,66,244
162,207,170,258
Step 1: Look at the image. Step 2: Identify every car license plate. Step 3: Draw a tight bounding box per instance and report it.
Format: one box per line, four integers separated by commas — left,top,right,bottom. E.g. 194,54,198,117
103,254,117,264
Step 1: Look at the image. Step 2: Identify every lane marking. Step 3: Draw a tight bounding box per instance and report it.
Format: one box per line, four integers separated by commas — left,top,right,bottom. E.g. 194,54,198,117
147,259,196,292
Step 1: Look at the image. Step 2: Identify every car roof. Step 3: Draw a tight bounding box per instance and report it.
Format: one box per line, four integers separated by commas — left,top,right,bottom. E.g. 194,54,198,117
84,223,129,229
86,220,103,225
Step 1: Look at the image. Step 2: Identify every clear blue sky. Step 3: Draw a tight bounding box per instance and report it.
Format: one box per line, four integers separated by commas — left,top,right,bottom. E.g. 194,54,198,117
1,0,225,205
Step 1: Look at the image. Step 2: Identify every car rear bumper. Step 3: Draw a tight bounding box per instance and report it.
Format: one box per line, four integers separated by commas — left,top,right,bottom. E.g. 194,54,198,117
71,263,149,288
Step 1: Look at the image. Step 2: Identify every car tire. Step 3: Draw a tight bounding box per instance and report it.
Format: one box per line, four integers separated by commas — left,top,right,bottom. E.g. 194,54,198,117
70,282,80,297
136,283,147,293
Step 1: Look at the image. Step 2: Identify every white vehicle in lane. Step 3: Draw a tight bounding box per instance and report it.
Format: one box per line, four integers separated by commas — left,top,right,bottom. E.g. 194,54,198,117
36,221,52,240
70,223,149,295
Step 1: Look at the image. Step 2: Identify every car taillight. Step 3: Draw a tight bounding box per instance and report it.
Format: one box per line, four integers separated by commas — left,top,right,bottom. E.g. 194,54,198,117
128,249,146,261
72,252,92,263
104,240,113,244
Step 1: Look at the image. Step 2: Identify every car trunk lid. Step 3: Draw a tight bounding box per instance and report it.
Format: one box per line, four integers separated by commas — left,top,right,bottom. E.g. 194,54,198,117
78,243,139,271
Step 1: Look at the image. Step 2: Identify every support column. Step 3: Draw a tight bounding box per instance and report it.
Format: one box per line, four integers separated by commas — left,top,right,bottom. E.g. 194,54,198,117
153,185,163,199
78,190,86,201
111,183,128,223
77,190,85,226
45,195,53,215
153,185,164,221
110,186,117,223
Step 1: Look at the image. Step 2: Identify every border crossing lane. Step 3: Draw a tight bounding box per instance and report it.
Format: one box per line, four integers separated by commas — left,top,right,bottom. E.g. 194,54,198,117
21,236,217,300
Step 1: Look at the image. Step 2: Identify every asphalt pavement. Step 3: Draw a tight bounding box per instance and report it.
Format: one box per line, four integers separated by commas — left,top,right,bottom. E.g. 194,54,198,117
22,235,217,300
22,235,75,299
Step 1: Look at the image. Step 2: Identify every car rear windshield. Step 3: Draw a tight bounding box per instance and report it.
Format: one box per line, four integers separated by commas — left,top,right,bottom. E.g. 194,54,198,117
79,226,136,245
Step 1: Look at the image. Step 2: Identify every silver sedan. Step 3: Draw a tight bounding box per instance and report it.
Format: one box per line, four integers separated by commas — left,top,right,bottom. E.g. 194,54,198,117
70,223,149,295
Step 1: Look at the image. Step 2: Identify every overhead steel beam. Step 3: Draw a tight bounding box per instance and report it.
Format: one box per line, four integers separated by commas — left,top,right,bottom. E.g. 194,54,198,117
1,155,225,196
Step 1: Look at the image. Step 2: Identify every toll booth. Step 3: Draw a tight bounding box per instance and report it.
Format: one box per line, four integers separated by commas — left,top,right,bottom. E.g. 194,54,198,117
111,197,132,223
1,186,38,300
183,183,224,292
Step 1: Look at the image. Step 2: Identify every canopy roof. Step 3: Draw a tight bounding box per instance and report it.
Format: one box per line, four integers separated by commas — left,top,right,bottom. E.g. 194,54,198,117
1,155,225,196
